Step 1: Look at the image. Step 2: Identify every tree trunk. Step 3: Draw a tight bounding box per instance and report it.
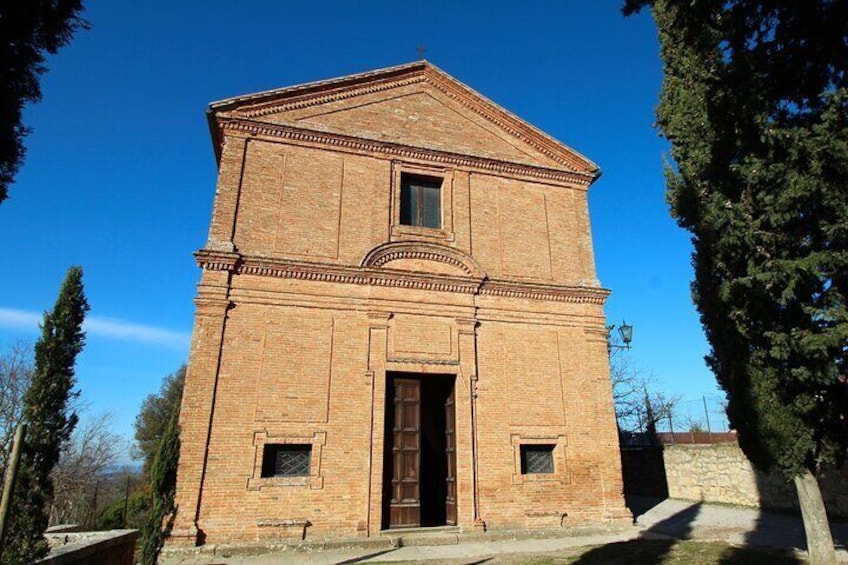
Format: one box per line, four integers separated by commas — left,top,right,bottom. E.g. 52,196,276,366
794,470,837,565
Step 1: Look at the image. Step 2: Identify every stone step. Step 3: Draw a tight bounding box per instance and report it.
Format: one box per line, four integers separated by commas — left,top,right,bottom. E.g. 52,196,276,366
380,525,462,546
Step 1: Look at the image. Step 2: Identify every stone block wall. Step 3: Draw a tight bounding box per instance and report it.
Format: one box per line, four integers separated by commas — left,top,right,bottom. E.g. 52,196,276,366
39,530,139,565
623,443,848,518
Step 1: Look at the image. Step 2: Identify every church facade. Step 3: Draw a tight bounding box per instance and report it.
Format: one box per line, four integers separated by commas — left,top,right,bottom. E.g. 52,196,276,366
171,61,628,545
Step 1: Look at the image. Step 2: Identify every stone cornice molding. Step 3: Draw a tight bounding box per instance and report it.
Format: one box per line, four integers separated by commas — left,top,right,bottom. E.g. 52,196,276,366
361,241,486,279
421,69,591,175
219,118,594,187
195,250,609,305
207,61,600,182
209,62,428,114
193,296,234,317
194,249,239,272
240,255,482,295
239,75,426,119
232,68,587,174
387,357,460,366
479,279,609,304
366,311,393,329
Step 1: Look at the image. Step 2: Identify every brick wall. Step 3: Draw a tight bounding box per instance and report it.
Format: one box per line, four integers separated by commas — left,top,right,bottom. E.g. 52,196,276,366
170,63,628,546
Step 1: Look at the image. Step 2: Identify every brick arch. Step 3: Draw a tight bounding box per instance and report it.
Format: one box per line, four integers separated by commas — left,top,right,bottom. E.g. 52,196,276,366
361,242,486,279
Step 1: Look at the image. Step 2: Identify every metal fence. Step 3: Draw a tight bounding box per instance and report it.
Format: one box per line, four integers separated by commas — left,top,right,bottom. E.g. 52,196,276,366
668,394,730,434
620,430,738,447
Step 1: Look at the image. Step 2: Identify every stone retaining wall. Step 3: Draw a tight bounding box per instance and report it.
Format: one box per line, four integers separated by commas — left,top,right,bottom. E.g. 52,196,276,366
622,443,848,518
38,529,139,565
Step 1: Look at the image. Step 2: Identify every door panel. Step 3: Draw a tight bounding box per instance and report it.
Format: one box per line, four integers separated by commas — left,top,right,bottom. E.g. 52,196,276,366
390,378,421,528
444,384,457,525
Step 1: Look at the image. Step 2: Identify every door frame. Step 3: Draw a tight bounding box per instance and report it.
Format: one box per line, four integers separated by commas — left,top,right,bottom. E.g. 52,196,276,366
365,315,480,537
382,372,457,529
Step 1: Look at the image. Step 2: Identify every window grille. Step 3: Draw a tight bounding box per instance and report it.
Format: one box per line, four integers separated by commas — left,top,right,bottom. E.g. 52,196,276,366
520,444,555,474
261,444,312,477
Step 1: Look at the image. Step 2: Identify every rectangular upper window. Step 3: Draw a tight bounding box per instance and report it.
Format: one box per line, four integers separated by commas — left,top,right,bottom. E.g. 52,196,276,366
400,173,442,229
261,444,312,478
520,444,555,474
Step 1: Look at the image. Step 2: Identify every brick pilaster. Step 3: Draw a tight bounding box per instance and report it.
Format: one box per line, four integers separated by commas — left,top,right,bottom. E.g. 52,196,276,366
365,312,391,536
455,317,483,530
206,134,248,252
169,271,232,545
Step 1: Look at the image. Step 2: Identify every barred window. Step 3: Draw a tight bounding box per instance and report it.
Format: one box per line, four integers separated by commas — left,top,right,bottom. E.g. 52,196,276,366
261,444,312,477
520,444,555,474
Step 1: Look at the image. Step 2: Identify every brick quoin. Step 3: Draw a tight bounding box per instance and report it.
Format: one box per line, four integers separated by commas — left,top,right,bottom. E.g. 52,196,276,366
169,61,630,547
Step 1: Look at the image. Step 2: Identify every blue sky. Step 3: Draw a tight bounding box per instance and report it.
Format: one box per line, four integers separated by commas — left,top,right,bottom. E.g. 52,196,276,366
0,0,728,458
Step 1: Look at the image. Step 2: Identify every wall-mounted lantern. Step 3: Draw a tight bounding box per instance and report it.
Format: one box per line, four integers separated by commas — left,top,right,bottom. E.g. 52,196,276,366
608,320,634,353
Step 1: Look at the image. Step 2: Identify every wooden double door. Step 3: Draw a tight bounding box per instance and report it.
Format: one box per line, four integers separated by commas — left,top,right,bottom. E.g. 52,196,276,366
383,373,457,529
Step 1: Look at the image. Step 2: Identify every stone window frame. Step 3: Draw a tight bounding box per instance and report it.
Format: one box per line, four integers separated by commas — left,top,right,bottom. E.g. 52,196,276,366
248,431,326,490
510,433,569,485
390,161,455,243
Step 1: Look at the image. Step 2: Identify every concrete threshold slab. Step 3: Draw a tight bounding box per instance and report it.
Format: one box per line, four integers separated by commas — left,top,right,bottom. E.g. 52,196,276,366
380,525,462,546
380,525,460,536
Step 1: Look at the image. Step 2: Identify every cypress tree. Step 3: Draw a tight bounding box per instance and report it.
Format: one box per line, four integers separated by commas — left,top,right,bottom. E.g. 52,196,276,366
139,400,180,564
0,1,88,204
624,2,848,563
1,266,89,563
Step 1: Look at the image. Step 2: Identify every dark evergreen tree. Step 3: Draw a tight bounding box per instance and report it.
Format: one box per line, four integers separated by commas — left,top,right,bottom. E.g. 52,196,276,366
139,405,180,565
1,267,89,563
643,389,659,447
624,2,848,563
0,1,87,204
133,365,185,475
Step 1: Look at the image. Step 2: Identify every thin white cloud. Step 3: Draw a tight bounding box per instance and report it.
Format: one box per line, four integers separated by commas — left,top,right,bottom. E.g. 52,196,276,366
85,317,191,349
0,308,41,330
0,307,190,350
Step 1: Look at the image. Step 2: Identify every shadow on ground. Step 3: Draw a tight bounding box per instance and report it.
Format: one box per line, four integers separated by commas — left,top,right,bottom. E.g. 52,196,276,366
739,465,848,557
618,444,848,563
571,501,804,565
570,501,700,565
625,493,666,523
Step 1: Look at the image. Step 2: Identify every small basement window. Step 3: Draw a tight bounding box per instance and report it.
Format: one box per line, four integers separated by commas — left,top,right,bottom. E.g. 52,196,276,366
261,444,312,478
520,444,555,474
400,173,442,229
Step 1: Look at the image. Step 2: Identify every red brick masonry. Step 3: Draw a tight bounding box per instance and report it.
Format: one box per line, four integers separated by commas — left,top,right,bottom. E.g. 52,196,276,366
170,61,629,546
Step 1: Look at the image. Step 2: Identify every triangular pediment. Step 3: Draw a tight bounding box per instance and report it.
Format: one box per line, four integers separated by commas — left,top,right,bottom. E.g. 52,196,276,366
208,62,598,176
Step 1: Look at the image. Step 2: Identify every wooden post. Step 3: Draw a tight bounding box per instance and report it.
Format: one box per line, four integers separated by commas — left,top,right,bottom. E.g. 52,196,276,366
702,396,712,443
123,474,131,527
0,424,26,553
667,413,675,444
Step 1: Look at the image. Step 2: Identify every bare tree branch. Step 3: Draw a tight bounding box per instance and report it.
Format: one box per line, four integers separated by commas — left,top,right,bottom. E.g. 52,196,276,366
0,342,34,473
48,413,124,527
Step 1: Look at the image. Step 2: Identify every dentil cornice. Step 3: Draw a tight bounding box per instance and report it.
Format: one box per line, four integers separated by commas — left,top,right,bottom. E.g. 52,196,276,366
195,250,609,305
